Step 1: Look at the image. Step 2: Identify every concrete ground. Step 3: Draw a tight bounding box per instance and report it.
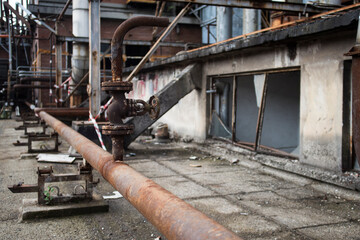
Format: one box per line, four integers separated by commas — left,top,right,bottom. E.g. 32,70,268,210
1,118,360,240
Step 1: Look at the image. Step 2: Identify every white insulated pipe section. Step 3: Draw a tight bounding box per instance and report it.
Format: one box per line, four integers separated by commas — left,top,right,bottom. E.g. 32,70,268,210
72,0,89,86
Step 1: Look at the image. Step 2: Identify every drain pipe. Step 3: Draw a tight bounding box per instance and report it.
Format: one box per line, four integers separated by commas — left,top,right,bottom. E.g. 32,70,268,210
71,0,89,106
38,111,241,240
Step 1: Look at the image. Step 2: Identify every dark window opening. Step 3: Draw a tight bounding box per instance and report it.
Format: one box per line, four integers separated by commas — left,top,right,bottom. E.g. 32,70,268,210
208,70,300,158
125,45,150,68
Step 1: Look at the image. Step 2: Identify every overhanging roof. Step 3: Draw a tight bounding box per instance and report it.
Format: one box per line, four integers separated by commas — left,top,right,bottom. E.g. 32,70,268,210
124,7,360,73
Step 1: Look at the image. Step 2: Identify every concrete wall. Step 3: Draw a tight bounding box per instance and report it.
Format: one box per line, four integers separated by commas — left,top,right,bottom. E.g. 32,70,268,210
127,66,206,142
298,35,354,172
130,31,355,173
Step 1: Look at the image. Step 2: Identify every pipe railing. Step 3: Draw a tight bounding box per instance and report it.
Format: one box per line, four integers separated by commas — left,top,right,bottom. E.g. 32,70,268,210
38,111,242,240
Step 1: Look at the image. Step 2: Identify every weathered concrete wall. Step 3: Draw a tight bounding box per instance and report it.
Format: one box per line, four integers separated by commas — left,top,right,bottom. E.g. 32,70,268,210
127,66,206,142
128,31,355,173
298,35,354,172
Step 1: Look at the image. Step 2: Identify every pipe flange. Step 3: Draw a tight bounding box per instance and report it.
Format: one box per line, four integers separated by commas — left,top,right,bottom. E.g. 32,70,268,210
102,124,134,136
101,81,133,92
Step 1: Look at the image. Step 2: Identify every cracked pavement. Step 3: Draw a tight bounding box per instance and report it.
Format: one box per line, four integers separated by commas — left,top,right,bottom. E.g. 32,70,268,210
1,119,360,239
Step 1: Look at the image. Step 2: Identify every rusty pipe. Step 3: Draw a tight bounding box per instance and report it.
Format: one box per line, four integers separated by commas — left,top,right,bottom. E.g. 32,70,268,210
38,111,241,240
111,16,169,81
14,84,55,89
34,108,89,117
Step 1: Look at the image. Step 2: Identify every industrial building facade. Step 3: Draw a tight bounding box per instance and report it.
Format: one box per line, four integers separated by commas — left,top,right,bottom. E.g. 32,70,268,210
125,8,360,190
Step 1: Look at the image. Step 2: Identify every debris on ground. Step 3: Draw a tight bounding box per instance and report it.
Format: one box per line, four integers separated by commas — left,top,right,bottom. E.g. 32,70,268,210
125,153,136,157
189,164,202,168
37,154,75,164
189,156,198,160
231,159,239,164
103,191,123,200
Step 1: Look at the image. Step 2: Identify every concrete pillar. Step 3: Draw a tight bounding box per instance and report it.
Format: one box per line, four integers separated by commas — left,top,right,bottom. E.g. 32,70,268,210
216,7,232,42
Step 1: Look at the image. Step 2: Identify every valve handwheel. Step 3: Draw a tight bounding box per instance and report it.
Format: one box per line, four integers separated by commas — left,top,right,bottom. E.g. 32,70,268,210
149,96,160,120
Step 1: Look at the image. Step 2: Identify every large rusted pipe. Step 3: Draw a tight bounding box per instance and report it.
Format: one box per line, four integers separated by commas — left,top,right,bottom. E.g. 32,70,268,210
38,111,241,240
35,108,89,117
111,16,169,81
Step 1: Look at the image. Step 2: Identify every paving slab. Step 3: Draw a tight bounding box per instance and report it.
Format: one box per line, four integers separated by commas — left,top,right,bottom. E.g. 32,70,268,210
151,175,216,199
231,191,347,229
188,170,297,195
159,157,241,175
297,222,360,240
126,160,177,178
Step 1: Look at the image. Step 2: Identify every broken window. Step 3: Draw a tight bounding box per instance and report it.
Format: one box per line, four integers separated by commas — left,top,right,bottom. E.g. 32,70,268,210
209,77,233,140
208,69,300,158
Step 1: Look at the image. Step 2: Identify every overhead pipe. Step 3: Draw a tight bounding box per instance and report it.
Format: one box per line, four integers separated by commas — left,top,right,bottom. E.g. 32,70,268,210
38,111,241,240
111,16,169,81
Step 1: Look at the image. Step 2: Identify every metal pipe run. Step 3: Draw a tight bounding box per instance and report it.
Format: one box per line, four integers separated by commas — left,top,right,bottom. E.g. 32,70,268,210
35,108,89,117
111,16,169,81
38,111,241,240
14,84,55,89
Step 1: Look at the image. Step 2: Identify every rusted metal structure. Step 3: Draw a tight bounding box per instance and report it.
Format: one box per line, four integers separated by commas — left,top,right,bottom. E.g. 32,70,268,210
102,16,167,161
38,110,241,240
9,163,97,205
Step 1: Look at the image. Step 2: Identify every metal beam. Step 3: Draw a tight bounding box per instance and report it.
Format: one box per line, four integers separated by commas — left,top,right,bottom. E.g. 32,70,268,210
38,110,241,240
89,0,101,116
16,2,56,34
3,2,31,29
57,0,72,21
155,0,327,13
57,36,197,48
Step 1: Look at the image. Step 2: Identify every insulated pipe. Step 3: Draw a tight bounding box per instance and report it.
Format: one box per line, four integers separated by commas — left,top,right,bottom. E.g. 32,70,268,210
111,16,169,81
243,9,259,34
216,7,232,41
38,111,241,240
71,0,89,96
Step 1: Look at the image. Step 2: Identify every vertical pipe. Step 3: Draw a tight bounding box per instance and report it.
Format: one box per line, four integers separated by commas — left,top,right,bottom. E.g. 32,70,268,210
55,40,62,105
71,0,89,106
7,7,12,102
49,35,53,103
220,83,229,126
89,0,101,117
216,7,232,41
243,9,259,34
